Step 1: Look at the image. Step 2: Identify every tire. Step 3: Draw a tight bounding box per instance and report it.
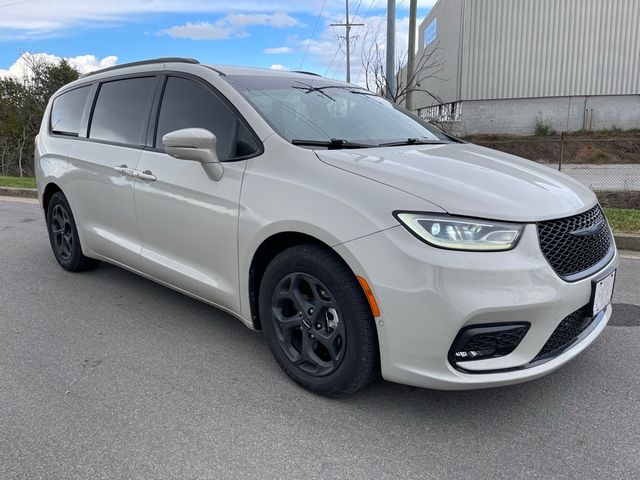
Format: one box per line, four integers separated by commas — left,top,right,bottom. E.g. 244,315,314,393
259,244,379,397
46,191,98,272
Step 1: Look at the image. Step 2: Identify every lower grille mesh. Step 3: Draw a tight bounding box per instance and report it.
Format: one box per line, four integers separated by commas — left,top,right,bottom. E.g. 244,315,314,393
534,307,595,360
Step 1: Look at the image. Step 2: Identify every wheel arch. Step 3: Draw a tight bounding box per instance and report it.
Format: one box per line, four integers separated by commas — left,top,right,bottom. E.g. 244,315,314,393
248,231,367,331
42,182,63,215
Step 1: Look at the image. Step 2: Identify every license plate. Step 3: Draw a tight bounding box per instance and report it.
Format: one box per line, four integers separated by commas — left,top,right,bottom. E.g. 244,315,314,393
591,270,616,317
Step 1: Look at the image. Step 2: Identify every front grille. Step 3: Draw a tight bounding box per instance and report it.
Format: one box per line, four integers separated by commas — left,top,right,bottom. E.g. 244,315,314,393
537,205,612,279
534,307,595,360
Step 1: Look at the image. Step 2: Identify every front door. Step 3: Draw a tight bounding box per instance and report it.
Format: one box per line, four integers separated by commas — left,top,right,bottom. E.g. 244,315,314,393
133,75,259,313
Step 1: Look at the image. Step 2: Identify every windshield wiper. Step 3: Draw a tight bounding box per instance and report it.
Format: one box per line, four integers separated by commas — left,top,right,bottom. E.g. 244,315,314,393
292,82,377,99
292,83,336,101
292,138,375,149
378,138,447,147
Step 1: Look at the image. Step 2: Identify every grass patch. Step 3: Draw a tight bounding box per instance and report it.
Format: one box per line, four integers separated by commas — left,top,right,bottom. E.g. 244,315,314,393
0,176,36,189
604,207,640,234
534,119,557,136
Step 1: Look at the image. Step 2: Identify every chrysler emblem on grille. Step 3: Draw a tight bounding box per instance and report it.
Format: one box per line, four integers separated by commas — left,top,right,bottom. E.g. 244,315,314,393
568,220,605,238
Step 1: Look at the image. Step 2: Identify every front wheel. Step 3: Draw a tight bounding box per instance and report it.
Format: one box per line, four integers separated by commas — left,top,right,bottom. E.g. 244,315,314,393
259,244,379,397
46,191,98,272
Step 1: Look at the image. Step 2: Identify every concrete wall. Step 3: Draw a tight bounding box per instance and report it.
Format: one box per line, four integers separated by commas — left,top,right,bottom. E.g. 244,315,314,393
454,95,640,135
413,0,464,108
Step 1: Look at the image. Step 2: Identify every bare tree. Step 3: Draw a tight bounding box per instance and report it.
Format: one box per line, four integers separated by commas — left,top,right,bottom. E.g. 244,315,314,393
360,26,444,106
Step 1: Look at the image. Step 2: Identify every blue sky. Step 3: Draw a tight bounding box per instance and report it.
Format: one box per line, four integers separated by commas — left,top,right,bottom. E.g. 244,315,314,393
0,0,435,83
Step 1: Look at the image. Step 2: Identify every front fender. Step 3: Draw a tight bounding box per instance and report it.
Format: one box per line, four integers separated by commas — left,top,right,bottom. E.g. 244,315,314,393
236,135,443,322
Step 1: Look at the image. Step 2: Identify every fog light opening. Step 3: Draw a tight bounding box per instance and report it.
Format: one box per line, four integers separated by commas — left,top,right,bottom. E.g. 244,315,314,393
450,323,530,365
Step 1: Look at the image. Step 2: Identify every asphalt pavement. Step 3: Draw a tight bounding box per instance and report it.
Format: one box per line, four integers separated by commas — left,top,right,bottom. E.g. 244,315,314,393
1,199,639,480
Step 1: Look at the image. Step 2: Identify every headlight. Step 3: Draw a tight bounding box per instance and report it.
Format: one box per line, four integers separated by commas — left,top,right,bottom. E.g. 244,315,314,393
395,212,524,251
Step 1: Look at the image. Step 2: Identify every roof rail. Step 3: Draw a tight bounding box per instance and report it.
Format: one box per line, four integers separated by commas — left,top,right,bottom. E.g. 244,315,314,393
80,57,200,79
291,70,322,77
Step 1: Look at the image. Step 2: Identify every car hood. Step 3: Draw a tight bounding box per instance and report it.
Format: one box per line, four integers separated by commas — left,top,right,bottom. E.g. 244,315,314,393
315,143,597,222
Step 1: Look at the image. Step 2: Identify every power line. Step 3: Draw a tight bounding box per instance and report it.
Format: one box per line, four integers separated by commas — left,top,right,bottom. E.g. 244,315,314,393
354,0,407,86
354,0,386,84
325,0,375,79
324,38,345,77
299,0,327,70
330,0,364,83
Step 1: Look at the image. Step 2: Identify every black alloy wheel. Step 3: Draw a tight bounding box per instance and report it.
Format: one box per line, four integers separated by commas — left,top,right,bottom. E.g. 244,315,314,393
271,272,346,377
50,203,74,262
46,191,98,272
259,244,378,397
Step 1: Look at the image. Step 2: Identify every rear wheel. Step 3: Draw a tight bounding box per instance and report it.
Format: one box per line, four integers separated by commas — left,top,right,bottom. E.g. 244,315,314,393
46,192,98,272
259,244,378,397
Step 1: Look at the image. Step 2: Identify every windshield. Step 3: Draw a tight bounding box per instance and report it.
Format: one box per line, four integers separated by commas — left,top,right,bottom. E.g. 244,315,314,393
223,74,452,147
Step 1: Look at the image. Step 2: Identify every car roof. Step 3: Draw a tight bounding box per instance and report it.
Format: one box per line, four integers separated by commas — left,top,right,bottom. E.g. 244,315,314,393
78,57,325,80
58,58,348,98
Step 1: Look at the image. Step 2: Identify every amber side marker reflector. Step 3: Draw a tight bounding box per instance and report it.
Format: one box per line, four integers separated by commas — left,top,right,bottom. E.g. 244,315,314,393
357,275,381,318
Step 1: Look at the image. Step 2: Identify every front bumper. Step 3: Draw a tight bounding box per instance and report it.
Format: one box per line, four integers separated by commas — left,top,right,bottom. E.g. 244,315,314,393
334,223,618,390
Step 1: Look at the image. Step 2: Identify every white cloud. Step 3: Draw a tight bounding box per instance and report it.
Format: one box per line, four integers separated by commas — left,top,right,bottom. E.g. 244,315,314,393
0,52,118,79
67,54,119,74
162,12,302,40
0,1,325,38
269,64,288,70
264,46,294,55
163,22,238,40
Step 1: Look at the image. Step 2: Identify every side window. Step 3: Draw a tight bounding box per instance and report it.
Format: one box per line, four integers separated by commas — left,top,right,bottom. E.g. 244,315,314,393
50,86,90,136
155,77,237,160
89,76,156,145
236,122,260,157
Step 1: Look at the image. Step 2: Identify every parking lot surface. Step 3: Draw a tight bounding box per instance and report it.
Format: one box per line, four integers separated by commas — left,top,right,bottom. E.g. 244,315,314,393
1,199,639,479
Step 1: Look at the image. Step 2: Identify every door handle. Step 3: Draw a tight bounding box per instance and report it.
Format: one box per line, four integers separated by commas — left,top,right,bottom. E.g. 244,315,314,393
133,169,157,182
114,164,129,174
115,165,136,177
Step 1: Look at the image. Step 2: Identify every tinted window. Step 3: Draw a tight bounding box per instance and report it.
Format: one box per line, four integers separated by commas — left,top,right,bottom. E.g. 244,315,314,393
236,122,260,157
89,77,156,145
156,77,236,160
50,86,90,136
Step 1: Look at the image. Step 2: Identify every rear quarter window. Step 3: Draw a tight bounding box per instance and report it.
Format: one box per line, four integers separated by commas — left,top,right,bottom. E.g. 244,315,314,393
50,86,91,136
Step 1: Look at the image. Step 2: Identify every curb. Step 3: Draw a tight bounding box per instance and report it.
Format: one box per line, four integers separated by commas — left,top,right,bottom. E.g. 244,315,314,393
1,186,639,252
0,186,37,199
615,233,640,252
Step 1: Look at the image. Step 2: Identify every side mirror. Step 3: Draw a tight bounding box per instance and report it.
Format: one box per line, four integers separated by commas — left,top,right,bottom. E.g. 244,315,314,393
162,128,223,181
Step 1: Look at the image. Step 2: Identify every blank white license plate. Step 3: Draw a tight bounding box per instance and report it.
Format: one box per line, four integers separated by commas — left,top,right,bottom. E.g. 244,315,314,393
591,270,616,317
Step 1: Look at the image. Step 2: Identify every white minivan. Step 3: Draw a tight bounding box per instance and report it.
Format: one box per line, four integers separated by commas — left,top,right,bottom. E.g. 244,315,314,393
36,58,617,397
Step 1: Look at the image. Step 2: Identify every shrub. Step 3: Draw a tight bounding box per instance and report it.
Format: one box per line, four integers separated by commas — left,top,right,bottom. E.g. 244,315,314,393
534,119,557,136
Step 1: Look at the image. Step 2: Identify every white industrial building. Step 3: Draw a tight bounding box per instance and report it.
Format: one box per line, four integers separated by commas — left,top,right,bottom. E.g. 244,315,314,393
411,0,640,135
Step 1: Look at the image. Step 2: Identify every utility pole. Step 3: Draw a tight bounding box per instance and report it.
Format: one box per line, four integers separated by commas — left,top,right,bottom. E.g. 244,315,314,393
331,0,363,83
385,0,396,100
406,0,417,111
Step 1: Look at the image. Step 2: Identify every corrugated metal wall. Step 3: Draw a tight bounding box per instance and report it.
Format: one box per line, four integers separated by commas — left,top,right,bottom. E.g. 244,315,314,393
461,0,640,100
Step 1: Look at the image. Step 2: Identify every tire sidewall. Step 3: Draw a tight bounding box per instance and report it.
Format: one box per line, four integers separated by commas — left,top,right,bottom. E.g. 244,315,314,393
46,192,83,270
